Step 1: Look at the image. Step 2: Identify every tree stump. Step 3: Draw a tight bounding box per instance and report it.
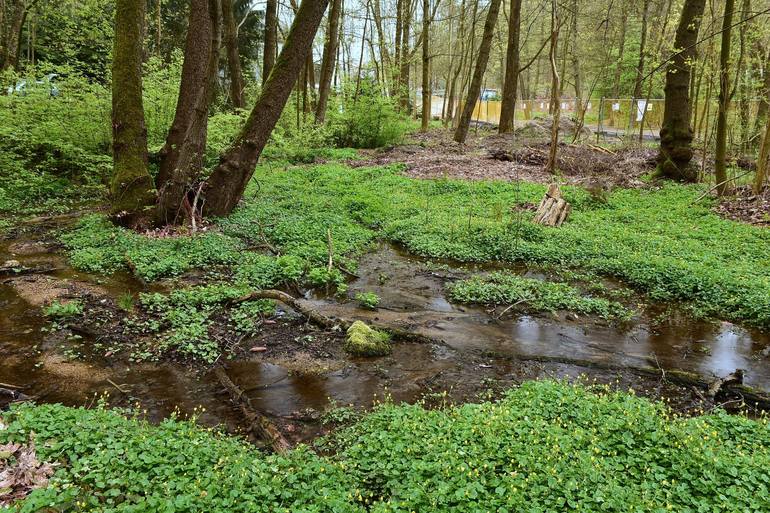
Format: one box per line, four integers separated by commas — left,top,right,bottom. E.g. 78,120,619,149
533,183,571,227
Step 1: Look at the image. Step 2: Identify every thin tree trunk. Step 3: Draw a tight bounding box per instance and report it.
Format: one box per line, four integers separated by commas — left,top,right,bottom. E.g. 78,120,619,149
612,0,627,97
204,0,330,217
420,0,431,131
371,0,391,92
657,0,707,181
754,46,770,141
633,0,650,98
354,0,369,100
111,0,156,227
570,0,582,114
755,108,770,193
453,0,500,143
315,0,342,123
445,0,467,126
714,0,734,195
263,0,277,84
399,0,414,111
499,0,522,133
546,0,560,174
222,0,245,109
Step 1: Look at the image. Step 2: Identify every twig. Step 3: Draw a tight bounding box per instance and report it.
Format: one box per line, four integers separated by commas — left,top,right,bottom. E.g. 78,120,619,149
692,169,754,203
0,382,22,389
106,378,129,394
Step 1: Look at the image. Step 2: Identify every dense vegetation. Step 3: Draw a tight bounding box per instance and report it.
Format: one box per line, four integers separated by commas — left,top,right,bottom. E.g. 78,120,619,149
60,164,770,336
2,381,769,512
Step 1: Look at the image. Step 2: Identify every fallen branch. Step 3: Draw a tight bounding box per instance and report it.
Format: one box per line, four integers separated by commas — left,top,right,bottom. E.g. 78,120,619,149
692,169,754,203
213,366,291,454
230,290,436,344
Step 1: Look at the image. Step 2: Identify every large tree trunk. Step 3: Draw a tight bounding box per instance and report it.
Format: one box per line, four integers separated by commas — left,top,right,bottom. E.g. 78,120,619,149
498,0,522,133
657,0,707,181
156,0,213,188
1,0,27,71
420,0,430,131
263,0,277,84
110,0,156,228
453,0,502,143
222,0,245,109
204,0,330,217
315,0,342,123
714,0,734,195
754,47,770,138
155,0,220,225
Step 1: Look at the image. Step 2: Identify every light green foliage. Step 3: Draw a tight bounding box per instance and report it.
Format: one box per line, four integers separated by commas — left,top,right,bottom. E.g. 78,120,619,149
228,300,276,335
3,381,769,512
0,403,358,513
449,272,631,320
43,300,83,319
327,81,413,149
344,321,391,356
330,380,770,512
355,292,380,310
60,215,244,281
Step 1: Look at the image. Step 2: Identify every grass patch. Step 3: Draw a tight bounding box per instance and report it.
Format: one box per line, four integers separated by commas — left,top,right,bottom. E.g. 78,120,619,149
448,272,632,320
2,381,769,512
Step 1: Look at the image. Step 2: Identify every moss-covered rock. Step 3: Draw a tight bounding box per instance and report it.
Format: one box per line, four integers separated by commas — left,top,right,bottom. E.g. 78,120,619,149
344,321,391,356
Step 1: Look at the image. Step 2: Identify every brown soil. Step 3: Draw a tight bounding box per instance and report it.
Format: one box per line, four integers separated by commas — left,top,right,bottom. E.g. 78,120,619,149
352,128,657,188
713,185,770,226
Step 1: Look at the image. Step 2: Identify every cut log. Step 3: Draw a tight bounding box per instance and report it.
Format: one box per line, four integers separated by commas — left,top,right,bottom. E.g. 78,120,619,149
214,366,291,454
533,183,571,226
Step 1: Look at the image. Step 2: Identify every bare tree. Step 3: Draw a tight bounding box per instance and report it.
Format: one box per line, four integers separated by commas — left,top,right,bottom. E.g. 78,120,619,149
316,0,342,123
454,0,503,143
499,0,522,133
714,0,735,195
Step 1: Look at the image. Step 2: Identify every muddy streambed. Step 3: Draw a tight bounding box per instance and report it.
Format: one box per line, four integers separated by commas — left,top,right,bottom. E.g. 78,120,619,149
2,229,769,443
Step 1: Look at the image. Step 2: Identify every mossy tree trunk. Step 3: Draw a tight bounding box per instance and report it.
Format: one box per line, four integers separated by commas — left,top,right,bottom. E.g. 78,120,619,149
657,0,706,181
263,0,278,84
714,0,734,196
110,0,156,228
203,0,330,217
315,0,342,123
420,0,430,132
155,0,220,225
222,0,245,109
453,0,502,143
499,0,522,133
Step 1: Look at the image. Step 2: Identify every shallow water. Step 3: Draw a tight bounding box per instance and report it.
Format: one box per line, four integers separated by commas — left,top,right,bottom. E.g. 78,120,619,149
2,233,768,438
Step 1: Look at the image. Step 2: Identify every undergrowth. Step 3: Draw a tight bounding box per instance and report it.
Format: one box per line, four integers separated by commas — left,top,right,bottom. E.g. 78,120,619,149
2,381,769,512
449,272,632,320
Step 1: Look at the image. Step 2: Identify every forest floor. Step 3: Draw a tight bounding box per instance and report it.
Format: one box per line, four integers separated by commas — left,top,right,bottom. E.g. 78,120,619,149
2,127,770,509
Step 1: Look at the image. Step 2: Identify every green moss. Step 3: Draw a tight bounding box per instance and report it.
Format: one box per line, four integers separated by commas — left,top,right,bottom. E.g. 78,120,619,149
344,320,391,356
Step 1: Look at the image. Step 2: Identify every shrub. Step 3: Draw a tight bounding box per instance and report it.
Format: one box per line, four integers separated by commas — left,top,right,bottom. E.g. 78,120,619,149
327,80,412,149
355,292,380,310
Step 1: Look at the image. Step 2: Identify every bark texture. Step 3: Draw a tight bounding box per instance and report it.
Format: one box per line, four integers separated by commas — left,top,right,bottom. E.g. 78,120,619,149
499,0,522,133
110,0,156,227
453,0,502,143
263,0,278,84
420,0,430,131
714,0,734,195
315,0,342,123
204,0,330,217
657,0,706,182
222,0,245,109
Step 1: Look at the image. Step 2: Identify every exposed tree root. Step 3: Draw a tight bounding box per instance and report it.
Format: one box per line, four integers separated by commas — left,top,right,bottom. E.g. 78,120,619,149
213,366,291,454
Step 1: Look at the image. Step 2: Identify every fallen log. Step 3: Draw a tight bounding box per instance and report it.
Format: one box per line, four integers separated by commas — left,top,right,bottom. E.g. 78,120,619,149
213,366,291,454
533,184,571,227
230,289,436,344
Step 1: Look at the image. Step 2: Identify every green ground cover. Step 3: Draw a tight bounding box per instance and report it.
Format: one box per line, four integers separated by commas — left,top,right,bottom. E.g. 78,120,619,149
61,163,770,333
2,381,768,512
